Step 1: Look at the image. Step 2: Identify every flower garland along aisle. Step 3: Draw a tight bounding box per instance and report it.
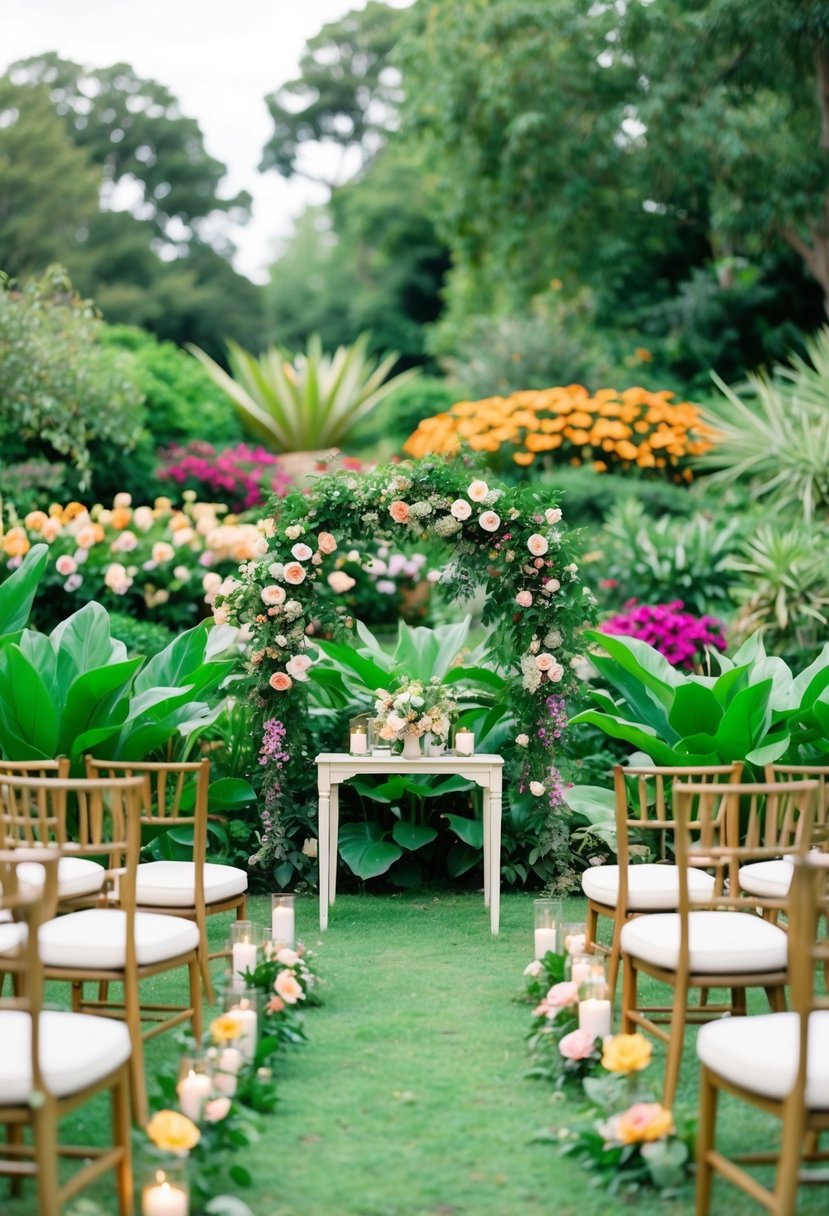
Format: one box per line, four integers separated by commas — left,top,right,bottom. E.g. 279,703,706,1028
141,944,322,1213
213,457,593,876
521,955,693,1195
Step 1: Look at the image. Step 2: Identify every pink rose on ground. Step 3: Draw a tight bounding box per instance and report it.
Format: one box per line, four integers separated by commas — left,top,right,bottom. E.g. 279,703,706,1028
317,532,337,554
545,507,563,525
389,500,411,523
559,1027,597,1061
450,499,472,520
327,570,356,593
285,654,312,682
269,672,293,692
266,995,285,1014
524,960,543,977
276,948,300,966
291,542,313,561
204,1097,231,1123
274,970,304,1004
283,562,306,585
55,554,77,576
479,511,501,532
515,590,533,608
547,981,580,1008
532,1000,551,1018
527,533,549,556
467,479,489,501
261,584,286,606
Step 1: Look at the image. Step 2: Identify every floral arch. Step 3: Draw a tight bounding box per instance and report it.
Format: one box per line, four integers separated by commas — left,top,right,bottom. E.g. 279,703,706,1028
216,458,591,875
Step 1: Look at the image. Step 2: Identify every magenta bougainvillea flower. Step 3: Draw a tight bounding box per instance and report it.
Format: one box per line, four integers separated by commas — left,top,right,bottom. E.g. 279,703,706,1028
601,600,727,669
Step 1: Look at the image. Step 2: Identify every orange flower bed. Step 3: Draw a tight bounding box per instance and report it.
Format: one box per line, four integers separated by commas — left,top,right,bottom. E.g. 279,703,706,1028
403,384,715,481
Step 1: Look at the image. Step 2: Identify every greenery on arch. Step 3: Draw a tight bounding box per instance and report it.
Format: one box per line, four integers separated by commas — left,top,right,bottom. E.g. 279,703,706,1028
216,458,593,879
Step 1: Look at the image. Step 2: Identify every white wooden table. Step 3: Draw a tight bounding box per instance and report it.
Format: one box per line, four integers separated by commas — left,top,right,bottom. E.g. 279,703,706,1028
315,752,504,934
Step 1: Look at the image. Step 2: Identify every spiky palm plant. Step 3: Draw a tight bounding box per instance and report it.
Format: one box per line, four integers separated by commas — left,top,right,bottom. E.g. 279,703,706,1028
189,332,417,452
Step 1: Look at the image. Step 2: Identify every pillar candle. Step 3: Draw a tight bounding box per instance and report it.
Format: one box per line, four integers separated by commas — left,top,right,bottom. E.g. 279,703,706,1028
271,904,295,948
455,729,474,755
229,999,258,1063
578,998,612,1039
213,1046,242,1097
142,1178,188,1216
176,1069,211,1122
534,927,558,960
350,729,367,754
571,961,593,985
231,939,257,982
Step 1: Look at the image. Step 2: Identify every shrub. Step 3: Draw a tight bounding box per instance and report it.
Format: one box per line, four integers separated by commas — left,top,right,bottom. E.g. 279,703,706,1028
0,266,145,493
404,384,714,481
108,611,177,658
156,442,295,513
600,601,727,670
536,466,699,527
357,376,466,452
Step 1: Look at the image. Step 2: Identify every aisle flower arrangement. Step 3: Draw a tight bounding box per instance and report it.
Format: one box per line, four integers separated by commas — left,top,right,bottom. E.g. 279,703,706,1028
214,457,591,872
403,385,715,481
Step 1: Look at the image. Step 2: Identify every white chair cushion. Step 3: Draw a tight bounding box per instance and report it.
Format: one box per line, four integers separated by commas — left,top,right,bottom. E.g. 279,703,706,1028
697,1011,829,1108
135,861,247,908
0,1009,131,1104
620,910,788,974
581,863,716,910
737,859,793,899
17,857,106,900
38,908,200,969
0,923,27,955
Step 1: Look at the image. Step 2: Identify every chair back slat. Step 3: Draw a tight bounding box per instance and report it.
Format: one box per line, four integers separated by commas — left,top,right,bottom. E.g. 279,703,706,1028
766,763,829,847
85,757,209,829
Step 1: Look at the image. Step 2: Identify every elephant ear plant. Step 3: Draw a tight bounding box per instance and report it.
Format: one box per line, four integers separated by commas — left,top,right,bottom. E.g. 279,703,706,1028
570,630,829,769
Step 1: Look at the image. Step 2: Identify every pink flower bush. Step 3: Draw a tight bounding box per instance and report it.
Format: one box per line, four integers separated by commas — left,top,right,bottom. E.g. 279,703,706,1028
602,600,726,670
156,441,295,512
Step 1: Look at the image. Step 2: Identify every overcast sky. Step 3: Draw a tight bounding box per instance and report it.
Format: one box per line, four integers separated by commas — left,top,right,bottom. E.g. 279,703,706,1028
1,0,414,281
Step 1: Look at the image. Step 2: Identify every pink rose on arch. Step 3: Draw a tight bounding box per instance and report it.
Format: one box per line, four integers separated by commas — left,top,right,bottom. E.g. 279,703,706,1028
535,652,555,671
527,533,549,556
515,590,533,608
261,584,286,606
327,570,356,593
283,562,306,585
545,507,563,526
546,981,580,1009
479,510,501,532
285,654,312,682
269,672,293,692
450,499,472,520
317,532,337,554
544,577,561,594
291,542,313,561
389,500,410,523
559,1027,597,1061
467,479,489,502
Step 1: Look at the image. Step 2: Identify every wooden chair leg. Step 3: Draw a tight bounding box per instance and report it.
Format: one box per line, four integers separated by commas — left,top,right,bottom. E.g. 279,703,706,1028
585,901,599,952
124,972,148,1126
112,1063,134,1216
32,1104,60,1214
695,1065,718,1216
7,1123,23,1197
730,987,746,1016
197,914,216,1005
773,1096,807,1215
663,973,690,1109
188,955,204,1042
607,909,624,1004
71,979,83,1013
621,951,637,1034
765,984,787,1013
236,896,248,923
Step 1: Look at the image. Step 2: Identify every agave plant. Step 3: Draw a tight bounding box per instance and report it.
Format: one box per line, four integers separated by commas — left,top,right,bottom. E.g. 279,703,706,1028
189,332,417,453
727,521,829,651
696,331,829,522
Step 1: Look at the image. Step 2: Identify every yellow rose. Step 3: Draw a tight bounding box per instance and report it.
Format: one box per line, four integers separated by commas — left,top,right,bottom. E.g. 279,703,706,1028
146,1109,200,1154
616,1102,674,1144
210,1012,244,1044
601,1033,652,1075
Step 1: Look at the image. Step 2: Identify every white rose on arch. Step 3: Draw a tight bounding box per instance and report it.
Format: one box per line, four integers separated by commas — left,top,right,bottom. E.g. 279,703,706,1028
529,781,546,796
286,654,313,682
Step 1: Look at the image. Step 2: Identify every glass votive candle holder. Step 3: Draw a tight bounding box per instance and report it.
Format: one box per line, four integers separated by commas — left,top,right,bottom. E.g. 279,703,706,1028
561,921,587,957
176,1054,213,1122
577,970,612,1039
229,920,258,990
533,898,562,961
370,718,392,755
222,986,260,1065
567,952,595,986
142,1161,189,1216
271,893,296,948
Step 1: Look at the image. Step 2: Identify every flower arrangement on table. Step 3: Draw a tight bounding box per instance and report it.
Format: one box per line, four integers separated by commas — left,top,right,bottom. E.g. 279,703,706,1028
214,457,591,878
373,676,457,748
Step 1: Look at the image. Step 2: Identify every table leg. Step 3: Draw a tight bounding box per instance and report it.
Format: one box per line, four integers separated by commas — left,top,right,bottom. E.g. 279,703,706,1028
329,783,339,905
318,769,330,932
482,787,491,909
489,776,502,935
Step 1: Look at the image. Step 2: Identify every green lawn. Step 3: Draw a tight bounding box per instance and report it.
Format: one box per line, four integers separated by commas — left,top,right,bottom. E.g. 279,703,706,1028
7,892,826,1214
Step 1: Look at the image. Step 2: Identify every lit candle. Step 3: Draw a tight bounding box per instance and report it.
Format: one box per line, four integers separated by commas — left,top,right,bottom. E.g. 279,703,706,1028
578,998,612,1039
564,932,586,956
229,998,258,1063
213,1046,242,1097
176,1069,211,1122
271,904,295,948
350,727,368,755
231,938,257,982
142,1174,188,1216
534,927,558,960
455,728,474,755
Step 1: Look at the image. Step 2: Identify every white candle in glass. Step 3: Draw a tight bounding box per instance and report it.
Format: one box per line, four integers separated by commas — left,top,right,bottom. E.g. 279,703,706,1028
142,1177,188,1216
455,729,474,755
571,960,592,985
350,728,368,754
271,905,295,948
564,932,587,955
578,998,612,1039
230,999,258,1063
231,938,257,982
176,1069,211,1122
534,927,558,960
214,1046,242,1097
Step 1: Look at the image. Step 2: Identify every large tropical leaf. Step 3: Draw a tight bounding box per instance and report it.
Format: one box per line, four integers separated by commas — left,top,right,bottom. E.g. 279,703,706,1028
50,601,117,696
0,543,48,636
338,822,403,879
0,644,58,758
60,659,142,758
